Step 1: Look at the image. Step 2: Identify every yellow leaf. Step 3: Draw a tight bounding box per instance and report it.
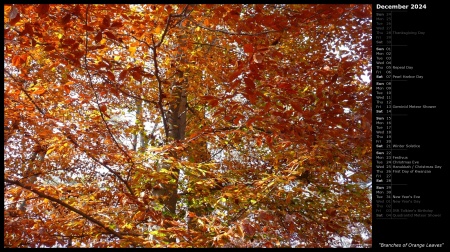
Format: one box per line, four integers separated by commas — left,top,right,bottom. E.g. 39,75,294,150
114,55,121,61
129,46,136,56
236,225,245,239
46,147,55,155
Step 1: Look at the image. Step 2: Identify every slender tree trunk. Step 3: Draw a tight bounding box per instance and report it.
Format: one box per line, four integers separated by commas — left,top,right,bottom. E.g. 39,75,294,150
155,68,187,215
149,32,189,244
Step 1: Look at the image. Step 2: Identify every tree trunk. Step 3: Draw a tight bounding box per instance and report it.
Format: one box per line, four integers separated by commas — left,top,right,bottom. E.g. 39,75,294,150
150,32,189,244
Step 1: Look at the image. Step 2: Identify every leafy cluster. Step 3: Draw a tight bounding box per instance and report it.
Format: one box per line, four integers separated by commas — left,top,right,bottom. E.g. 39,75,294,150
4,4,372,248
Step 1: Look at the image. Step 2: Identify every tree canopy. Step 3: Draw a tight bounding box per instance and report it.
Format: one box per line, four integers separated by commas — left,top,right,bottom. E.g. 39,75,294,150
4,4,372,248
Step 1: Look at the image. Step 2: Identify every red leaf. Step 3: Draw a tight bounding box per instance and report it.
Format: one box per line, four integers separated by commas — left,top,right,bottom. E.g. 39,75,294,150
201,95,216,100
326,207,337,216
119,69,128,81
244,77,255,90
209,99,219,107
94,31,102,43
19,54,28,63
102,16,111,28
99,104,107,112
106,71,115,81
96,61,109,69
290,100,303,112
62,38,76,45
44,45,55,51
72,5,81,17
61,14,71,24
246,91,257,104
243,44,254,54
36,4,50,18
263,242,274,248
331,73,338,84
131,71,142,82
246,117,258,128
104,31,116,40
72,50,84,59
83,25,95,32
110,21,123,28
228,70,241,83
23,23,33,36
242,222,256,236
278,82,291,89
270,35,282,46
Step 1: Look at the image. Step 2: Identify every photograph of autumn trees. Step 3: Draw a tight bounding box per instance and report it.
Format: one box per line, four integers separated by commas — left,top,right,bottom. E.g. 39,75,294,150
4,4,372,248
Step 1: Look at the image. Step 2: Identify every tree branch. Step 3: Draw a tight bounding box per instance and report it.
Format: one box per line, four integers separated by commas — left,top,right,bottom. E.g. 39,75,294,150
4,179,125,241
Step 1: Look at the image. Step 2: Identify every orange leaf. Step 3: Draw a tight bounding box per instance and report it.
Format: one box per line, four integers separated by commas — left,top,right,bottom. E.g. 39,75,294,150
11,55,21,67
133,211,145,222
99,104,107,112
63,85,71,94
32,88,46,95
256,137,262,147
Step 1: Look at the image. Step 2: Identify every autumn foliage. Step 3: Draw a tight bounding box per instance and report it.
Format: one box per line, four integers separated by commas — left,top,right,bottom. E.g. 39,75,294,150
4,4,372,248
